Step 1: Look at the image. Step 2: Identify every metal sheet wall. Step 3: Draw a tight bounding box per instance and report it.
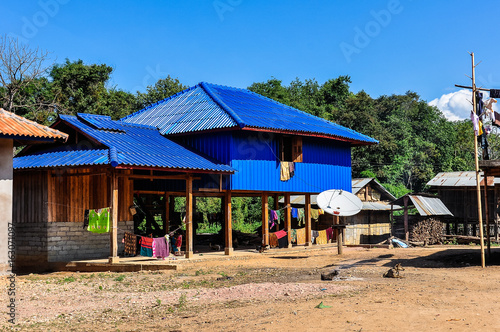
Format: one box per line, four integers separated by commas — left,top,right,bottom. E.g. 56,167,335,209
230,160,351,193
176,132,232,165
302,137,351,166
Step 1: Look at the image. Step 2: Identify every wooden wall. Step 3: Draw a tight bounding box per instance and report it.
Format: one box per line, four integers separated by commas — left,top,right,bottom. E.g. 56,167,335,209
14,168,133,223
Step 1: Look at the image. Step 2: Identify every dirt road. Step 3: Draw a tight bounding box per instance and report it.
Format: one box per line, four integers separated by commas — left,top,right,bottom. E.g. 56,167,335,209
2,245,500,331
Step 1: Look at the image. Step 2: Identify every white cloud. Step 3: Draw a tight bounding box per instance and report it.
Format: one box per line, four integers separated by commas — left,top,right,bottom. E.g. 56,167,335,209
428,89,472,121
429,89,499,121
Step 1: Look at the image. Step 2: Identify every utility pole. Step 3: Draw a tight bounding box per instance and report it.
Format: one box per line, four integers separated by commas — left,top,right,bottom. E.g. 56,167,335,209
471,52,486,268
455,53,486,268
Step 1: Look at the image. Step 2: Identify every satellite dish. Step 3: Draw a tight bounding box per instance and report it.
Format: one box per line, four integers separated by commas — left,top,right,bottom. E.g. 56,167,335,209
316,189,362,216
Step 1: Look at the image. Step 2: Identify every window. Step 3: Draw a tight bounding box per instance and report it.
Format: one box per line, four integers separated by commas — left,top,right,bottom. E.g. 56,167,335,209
280,136,302,162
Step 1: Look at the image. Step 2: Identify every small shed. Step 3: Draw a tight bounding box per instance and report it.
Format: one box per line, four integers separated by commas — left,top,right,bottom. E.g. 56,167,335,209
391,193,453,241
0,109,67,274
427,171,498,237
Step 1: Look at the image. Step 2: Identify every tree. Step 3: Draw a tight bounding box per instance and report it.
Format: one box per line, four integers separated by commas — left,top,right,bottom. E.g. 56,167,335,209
0,35,52,113
136,76,187,109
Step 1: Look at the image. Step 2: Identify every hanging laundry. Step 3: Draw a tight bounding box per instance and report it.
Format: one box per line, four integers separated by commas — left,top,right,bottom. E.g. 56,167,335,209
124,232,137,256
326,227,334,242
276,210,281,224
87,208,110,233
471,110,480,136
490,89,500,99
318,209,324,215
289,162,295,177
153,237,169,259
270,210,278,221
296,228,306,245
311,209,319,222
316,230,328,245
275,229,287,239
140,236,153,257
280,162,290,181
291,229,297,243
311,230,319,244
297,208,305,226
291,207,298,219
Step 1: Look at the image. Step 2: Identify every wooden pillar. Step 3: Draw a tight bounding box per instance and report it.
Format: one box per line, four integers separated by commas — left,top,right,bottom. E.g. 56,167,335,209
262,193,269,246
484,175,491,258
305,194,312,246
335,215,343,255
285,193,292,248
109,169,119,263
164,194,170,234
169,194,175,228
224,190,233,255
185,175,194,258
403,196,409,242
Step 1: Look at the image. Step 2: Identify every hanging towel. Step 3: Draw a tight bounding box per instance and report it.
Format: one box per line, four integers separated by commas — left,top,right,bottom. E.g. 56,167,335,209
276,210,281,224
289,162,295,178
316,230,328,245
271,210,278,221
124,232,137,256
296,228,306,245
291,229,297,243
291,207,298,219
471,110,480,136
140,237,153,257
297,208,305,226
269,233,279,248
153,237,169,258
280,162,290,181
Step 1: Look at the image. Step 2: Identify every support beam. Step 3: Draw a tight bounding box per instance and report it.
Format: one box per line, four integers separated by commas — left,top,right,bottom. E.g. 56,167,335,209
484,174,491,259
164,194,170,234
305,194,312,246
403,196,409,242
285,193,292,248
262,193,269,246
335,215,343,255
274,194,280,231
225,190,233,255
185,175,194,258
109,169,119,263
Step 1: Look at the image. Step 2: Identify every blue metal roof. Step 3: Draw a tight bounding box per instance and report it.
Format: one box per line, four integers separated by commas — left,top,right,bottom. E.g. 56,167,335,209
14,114,235,173
122,82,378,145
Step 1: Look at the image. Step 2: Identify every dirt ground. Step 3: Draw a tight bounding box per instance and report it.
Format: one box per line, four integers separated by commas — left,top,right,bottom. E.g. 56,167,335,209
2,245,500,331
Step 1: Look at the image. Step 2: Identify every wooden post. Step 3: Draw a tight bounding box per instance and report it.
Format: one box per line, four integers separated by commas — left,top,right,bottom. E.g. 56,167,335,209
335,215,343,254
164,194,170,234
109,169,119,263
262,193,269,246
305,194,312,246
224,190,233,255
484,174,491,259
285,193,292,248
185,175,194,258
471,52,486,268
403,196,409,242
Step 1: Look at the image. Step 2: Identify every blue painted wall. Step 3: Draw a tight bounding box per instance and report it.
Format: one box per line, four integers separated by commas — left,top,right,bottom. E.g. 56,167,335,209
173,130,353,193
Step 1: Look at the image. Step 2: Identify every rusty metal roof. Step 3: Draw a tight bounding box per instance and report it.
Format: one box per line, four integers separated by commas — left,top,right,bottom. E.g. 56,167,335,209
0,108,68,143
426,171,500,187
392,194,453,216
352,178,397,201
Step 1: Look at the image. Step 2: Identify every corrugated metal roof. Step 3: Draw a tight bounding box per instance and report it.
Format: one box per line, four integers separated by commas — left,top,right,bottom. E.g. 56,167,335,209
14,149,108,169
362,201,402,211
14,114,235,173
392,194,453,216
122,82,378,146
426,171,500,187
0,108,68,142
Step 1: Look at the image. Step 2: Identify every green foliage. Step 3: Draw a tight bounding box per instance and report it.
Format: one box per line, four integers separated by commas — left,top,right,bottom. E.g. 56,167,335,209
136,75,187,109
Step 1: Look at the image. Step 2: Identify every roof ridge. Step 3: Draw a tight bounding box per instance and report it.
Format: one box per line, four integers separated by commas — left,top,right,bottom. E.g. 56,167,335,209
121,84,201,121
199,82,246,128
198,83,377,143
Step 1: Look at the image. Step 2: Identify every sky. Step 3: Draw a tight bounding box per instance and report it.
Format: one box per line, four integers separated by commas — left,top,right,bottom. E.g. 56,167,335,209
1,0,500,121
